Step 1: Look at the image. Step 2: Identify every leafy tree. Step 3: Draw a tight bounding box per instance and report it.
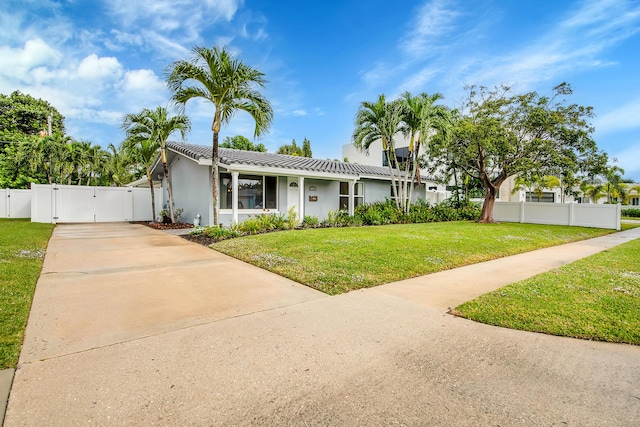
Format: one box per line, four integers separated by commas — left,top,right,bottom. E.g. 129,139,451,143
0,136,46,188
277,138,311,157
166,46,273,225
221,135,266,152
0,91,65,137
302,137,312,157
429,83,602,222
122,107,190,222
353,94,404,209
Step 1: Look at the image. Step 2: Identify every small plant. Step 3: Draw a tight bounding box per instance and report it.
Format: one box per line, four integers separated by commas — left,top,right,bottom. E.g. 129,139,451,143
189,226,205,236
203,225,242,240
286,206,298,229
300,215,320,228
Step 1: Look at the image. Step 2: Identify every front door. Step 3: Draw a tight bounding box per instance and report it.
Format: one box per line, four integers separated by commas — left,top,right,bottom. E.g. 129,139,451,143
287,177,299,215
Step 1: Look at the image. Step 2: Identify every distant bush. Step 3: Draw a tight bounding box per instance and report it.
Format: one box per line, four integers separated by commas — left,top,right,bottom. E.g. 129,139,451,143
622,208,640,218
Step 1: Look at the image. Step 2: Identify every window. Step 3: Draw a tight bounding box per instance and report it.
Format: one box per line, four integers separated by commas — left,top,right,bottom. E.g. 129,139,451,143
526,192,555,203
631,197,639,206
220,173,277,210
382,147,410,168
339,181,364,209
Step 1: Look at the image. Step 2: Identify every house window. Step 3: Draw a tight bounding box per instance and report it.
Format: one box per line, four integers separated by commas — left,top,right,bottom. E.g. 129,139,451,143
526,192,555,203
382,147,410,168
631,197,639,206
220,173,277,209
339,181,363,210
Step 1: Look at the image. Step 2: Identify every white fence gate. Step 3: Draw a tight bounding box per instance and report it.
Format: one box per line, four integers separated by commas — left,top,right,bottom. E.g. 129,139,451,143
31,184,161,223
492,202,621,230
0,189,32,218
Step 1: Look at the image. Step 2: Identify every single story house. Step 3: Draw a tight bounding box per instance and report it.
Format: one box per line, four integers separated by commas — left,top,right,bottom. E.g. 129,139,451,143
151,142,448,226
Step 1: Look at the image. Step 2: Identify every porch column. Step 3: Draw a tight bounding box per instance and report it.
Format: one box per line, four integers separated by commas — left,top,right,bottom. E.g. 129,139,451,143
298,176,305,221
232,171,239,225
349,180,356,216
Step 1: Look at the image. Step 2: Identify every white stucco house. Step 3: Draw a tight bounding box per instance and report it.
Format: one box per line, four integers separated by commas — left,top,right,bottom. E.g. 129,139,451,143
152,142,446,226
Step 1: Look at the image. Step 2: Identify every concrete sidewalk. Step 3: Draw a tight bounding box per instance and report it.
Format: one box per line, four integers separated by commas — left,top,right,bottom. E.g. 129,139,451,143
3,224,640,426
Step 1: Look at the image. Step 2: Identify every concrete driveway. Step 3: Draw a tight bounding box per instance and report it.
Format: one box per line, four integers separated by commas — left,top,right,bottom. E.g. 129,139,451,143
4,223,640,426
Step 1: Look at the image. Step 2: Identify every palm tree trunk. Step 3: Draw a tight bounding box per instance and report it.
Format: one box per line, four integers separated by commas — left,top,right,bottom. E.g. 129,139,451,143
146,168,156,222
161,147,175,223
385,148,400,210
212,131,220,226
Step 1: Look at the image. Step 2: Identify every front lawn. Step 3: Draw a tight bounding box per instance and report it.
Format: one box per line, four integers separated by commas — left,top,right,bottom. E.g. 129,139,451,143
455,237,640,345
0,219,54,369
212,222,613,295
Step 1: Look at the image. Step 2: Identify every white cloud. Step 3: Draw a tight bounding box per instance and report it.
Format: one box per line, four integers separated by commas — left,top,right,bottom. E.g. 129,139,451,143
401,0,460,56
0,39,61,81
594,99,640,134
292,109,307,117
77,54,123,81
123,69,165,92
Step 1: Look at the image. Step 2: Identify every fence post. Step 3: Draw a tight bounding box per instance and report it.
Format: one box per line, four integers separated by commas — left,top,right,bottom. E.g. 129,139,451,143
568,202,574,227
519,201,525,223
616,203,621,231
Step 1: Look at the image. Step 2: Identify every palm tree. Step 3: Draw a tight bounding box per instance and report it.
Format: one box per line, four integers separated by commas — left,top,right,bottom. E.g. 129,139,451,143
106,143,136,187
603,165,627,203
166,46,273,225
400,92,450,211
580,181,604,204
122,107,191,222
353,94,404,209
123,136,161,221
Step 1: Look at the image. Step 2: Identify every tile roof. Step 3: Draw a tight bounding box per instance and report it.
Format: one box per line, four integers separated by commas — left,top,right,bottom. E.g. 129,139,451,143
167,141,433,180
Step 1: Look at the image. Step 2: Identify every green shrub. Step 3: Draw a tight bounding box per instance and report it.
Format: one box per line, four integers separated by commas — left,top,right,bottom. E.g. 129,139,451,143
622,208,640,218
203,225,242,240
300,215,320,228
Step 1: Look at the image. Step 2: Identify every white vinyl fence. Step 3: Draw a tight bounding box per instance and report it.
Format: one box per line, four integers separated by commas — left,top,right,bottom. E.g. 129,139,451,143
0,189,32,218
492,202,621,230
31,184,161,223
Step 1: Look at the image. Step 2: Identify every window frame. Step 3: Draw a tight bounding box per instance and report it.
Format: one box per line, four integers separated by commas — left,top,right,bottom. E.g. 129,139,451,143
339,181,364,210
219,173,279,211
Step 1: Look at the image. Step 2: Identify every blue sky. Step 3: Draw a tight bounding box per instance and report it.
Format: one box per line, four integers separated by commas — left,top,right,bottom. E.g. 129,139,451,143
2,0,640,180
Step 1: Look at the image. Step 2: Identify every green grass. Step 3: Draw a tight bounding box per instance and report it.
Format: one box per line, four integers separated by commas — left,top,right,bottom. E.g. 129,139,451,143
212,222,613,295
455,237,640,344
0,219,54,369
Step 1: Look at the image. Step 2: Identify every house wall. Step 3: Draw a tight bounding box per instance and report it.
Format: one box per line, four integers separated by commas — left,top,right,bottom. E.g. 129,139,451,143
303,179,339,219
169,155,211,224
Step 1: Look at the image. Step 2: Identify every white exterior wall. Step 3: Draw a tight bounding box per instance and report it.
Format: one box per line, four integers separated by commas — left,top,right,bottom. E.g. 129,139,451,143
168,156,211,225
0,189,31,218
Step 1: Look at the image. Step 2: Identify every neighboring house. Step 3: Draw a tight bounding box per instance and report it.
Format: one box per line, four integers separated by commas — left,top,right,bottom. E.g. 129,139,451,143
498,176,568,204
624,183,640,206
341,137,449,194
153,142,445,226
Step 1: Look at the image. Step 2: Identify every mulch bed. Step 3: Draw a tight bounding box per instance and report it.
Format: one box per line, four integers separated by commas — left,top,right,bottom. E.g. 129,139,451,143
132,221,194,230
132,221,219,246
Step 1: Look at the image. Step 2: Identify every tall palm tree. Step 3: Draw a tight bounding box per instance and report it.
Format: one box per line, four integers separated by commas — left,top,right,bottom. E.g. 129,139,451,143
123,136,161,221
400,92,450,211
166,46,273,225
122,107,191,222
353,94,404,209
